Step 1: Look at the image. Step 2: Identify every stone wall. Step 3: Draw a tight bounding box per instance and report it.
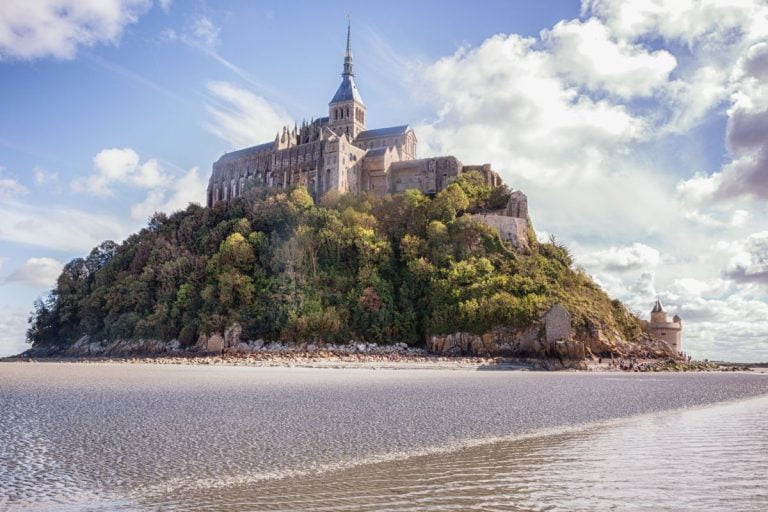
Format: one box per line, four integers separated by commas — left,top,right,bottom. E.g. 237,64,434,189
471,214,530,252
426,304,579,359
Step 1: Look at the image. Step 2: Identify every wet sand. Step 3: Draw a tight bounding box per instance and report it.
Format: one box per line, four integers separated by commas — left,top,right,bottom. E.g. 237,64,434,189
2,363,767,510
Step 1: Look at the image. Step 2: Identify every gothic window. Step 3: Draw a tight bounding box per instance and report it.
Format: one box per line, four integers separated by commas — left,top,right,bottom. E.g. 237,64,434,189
334,109,338,120
346,106,350,118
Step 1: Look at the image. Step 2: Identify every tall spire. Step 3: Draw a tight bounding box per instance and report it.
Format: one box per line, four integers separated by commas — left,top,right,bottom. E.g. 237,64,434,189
343,16,353,77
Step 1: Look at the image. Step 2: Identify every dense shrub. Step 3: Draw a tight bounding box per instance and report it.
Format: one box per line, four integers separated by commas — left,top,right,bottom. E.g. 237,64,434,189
28,174,642,347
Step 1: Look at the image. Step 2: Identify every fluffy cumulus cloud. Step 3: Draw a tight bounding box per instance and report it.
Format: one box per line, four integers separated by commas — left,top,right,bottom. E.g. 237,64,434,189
4,257,64,288
579,243,660,273
583,0,768,46
722,232,768,284
71,147,170,197
412,0,768,360
0,0,152,60
542,18,677,98
130,167,207,220
71,147,206,220
677,40,768,204
660,276,768,362
205,81,293,148
416,33,647,186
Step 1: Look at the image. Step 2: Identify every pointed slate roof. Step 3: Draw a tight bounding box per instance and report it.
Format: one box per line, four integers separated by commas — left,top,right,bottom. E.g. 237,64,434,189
329,18,364,106
651,299,665,313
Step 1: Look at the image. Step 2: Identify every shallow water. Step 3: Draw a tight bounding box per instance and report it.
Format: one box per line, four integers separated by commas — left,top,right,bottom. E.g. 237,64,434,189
1,363,767,511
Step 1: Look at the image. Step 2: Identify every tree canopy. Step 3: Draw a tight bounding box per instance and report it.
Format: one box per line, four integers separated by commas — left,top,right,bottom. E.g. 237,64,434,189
28,172,642,348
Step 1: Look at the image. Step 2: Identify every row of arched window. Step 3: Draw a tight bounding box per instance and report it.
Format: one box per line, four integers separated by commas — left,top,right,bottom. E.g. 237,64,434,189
333,105,364,124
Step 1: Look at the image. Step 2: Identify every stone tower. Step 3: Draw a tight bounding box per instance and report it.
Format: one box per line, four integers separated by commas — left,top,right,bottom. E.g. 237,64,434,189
649,299,682,354
328,18,366,139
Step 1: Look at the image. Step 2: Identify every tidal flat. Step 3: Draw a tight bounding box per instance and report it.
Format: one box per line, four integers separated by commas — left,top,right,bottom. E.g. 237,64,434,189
2,363,767,511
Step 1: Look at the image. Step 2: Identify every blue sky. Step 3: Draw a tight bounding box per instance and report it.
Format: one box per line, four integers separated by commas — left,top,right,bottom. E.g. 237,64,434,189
1,0,768,361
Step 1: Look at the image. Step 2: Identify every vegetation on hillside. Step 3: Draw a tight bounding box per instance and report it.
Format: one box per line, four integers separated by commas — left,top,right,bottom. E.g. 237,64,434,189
28,172,643,349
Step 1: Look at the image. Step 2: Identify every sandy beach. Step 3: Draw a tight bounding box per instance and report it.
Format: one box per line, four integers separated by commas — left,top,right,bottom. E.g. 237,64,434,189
2,363,767,510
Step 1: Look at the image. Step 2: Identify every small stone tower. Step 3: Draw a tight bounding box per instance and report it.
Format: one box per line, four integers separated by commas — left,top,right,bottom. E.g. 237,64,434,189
649,299,682,354
328,18,366,139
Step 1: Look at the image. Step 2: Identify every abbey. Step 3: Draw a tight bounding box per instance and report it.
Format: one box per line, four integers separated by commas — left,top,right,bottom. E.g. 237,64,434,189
207,22,501,207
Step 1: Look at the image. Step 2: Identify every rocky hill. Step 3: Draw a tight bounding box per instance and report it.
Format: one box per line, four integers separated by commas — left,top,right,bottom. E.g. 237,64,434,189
25,172,676,361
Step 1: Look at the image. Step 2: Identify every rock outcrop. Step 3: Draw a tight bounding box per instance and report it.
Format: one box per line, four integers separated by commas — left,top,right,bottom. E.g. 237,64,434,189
471,190,532,252
427,303,678,361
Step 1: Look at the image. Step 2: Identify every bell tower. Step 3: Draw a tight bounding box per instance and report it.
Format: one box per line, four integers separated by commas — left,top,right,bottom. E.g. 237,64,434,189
329,18,366,139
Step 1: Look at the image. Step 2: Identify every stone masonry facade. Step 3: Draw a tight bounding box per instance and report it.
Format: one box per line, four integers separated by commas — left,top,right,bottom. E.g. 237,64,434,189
206,21,503,207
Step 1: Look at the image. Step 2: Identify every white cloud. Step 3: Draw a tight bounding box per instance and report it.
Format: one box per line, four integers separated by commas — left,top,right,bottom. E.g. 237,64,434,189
0,0,151,60
0,200,127,252
579,243,660,273
407,2,768,362
583,0,768,48
205,81,292,148
661,285,768,362
130,167,207,220
189,16,219,50
4,257,64,288
158,0,172,14
0,166,28,198
0,308,30,358
72,148,171,197
722,231,768,284
675,40,768,205
33,167,58,186
542,18,677,98
415,33,646,187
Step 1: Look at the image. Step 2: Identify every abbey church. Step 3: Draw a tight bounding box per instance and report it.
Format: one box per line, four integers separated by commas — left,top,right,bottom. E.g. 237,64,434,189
207,22,502,207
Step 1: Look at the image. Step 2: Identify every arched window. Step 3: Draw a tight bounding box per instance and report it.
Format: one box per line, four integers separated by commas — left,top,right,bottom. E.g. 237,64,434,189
346,106,350,118
334,109,338,120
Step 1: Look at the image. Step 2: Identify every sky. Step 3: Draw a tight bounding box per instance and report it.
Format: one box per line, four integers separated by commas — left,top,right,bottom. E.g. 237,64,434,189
1,0,767,361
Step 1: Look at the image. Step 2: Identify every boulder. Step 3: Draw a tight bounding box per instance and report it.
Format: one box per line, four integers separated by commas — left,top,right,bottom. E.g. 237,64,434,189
233,342,252,353
207,334,225,353
224,323,242,347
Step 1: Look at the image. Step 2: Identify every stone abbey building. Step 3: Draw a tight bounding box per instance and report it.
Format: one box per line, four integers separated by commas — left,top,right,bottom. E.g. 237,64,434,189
206,22,501,207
